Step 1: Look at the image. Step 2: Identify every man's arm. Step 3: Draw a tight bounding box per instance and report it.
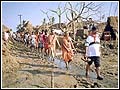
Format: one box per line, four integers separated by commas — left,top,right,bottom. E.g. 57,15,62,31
85,46,88,57
84,38,89,58
56,36,61,48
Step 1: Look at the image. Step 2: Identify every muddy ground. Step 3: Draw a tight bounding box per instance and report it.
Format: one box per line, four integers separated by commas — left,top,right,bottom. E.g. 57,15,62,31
2,40,118,88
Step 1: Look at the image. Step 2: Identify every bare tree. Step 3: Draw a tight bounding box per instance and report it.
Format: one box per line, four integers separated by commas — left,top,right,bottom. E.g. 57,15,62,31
42,18,46,30
65,2,103,40
65,2,76,40
66,2,103,24
49,3,67,29
40,10,55,30
40,10,51,22
51,16,55,25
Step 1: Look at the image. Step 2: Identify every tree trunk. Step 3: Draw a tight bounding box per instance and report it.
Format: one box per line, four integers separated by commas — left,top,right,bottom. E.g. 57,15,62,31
73,21,75,40
59,15,61,29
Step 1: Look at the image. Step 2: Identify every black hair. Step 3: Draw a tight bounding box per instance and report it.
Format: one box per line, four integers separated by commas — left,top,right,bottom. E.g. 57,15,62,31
92,26,96,31
42,30,44,32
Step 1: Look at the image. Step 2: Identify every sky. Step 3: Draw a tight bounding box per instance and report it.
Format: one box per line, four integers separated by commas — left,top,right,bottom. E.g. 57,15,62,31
1,1,119,32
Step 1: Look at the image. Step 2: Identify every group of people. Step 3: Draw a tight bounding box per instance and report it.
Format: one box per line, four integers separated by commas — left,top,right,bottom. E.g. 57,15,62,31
9,29,76,69
23,29,76,69
24,27,104,80
22,30,60,57
3,20,103,80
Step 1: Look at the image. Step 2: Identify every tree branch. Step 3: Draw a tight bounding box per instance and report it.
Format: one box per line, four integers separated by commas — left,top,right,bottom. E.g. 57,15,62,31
40,9,51,22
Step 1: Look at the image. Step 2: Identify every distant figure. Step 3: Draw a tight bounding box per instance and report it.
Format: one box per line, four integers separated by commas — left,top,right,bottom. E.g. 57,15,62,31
48,30,60,58
17,32,21,42
24,32,29,47
38,30,45,53
30,32,36,51
61,31,75,69
85,26,103,80
12,32,17,41
43,30,49,56
4,31,9,42
35,32,39,50
10,29,13,37
87,18,95,31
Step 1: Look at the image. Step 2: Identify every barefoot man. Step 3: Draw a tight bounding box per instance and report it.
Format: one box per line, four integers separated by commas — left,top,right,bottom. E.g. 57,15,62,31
62,31,75,69
48,30,60,59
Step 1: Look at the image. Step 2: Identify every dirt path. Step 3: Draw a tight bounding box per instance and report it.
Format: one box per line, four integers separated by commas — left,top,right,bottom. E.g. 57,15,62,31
2,42,77,88
2,41,118,88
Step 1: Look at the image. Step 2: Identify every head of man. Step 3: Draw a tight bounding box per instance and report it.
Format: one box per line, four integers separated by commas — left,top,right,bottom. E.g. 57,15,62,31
88,26,98,35
51,29,55,35
41,30,44,34
64,31,70,39
44,29,48,35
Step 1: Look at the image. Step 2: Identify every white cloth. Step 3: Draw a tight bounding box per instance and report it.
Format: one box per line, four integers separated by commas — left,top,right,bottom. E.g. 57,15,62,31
24,34,28,43
31,35,36,45
12,33,16,39
85,34,100,57
4,32,9,41
10,31,13,36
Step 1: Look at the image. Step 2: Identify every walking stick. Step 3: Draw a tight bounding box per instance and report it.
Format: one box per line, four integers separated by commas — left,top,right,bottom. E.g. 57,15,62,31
51,59,54,88
50,48,55,88
81,57,89,62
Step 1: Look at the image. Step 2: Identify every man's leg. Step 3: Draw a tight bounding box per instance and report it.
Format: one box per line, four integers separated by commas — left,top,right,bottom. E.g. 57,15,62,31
86,64,90,78
95,67,103,80
65,61,69,70
86,57,93,78
95,67,100,77
94,57,103,80
51,48,55,61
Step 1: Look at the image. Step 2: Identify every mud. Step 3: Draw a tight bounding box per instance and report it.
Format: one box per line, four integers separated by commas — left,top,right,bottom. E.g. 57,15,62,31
2,40,118,88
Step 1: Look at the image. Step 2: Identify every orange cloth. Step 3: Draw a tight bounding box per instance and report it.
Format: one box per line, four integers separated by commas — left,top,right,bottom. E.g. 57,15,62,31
62,36,74,62
48,34,57,57
44,35,49,49
36,34,39,42
48,34,56,49
36,34,39,47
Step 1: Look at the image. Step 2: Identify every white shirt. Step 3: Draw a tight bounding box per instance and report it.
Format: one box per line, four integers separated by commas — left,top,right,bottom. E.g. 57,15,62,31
85,34,100,57
4,32,9,41
10,31,13,36
12,33,16,39
31,35,36,43
25,34,29,40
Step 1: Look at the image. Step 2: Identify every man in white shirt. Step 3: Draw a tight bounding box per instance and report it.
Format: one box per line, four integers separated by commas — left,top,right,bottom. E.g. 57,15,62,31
12,32,16,40
85,26,103,80
30,32,36,51
4,31,9,41
24,32,29,47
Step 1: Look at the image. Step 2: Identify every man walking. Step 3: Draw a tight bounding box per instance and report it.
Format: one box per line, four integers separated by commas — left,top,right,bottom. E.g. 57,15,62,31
85,26,103,80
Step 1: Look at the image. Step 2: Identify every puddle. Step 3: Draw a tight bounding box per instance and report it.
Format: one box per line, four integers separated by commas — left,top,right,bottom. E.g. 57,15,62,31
47,56,68,70
47,56,97,81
